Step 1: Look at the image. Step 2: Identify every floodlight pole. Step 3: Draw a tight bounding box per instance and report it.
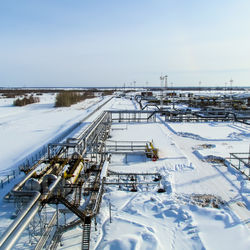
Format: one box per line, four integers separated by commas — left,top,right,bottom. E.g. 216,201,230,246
230,79,233,108
160,75,164,108
230,79,233,95
164,75,168,90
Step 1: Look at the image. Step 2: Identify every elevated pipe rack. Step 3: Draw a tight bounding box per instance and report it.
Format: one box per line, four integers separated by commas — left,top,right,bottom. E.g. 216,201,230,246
7,106,249,249
0,109,112,249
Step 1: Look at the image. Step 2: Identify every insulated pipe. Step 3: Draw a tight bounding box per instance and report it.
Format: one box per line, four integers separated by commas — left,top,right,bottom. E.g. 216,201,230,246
85,112,108,144
92,179,105,216
42,175,62,200
81,147,87,157
34,211,57,250
0,191,41,249
0,98,113,249
76,96,113,140
100,160,109,182
48,175,61,193
69,162,83,184
0,175,62,250
0,203,40,250
12,167,38,192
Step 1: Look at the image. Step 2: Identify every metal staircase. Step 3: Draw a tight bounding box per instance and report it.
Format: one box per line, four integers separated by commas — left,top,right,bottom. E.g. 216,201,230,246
82,217,92,250
55,196,86,221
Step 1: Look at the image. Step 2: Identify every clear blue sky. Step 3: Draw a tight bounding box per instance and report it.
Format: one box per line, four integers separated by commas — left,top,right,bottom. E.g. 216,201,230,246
0,0,249,87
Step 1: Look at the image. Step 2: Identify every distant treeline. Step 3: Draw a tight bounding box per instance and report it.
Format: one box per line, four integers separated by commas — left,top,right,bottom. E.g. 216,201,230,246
1,88,115,107
1,89,59,98
13,95,40,106
0,88,114,98
55,91,95,107
55,89,115,107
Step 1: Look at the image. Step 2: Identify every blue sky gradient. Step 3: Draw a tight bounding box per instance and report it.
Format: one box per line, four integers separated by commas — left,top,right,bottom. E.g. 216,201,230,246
0,0,249,87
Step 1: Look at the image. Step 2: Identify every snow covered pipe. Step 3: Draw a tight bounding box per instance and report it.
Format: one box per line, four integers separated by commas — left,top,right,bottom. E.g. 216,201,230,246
12,167,38,192
76,97,113,140
92,178,105,216
85,111,108,143
100,160,109,182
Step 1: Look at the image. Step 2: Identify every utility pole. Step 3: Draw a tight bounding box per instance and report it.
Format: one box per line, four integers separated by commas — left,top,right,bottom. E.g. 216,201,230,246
230,79,233,94
230,79,233,109
224,82,227,108
199,81,202,94
171,82,174,109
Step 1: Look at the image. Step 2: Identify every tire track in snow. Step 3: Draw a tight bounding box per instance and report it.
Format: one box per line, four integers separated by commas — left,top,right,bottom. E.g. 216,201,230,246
157,117,250,229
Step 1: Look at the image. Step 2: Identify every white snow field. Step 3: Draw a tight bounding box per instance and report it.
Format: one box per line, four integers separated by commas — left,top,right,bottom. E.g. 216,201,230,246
0,94,117,174
90,121,250,250
0,95,249,249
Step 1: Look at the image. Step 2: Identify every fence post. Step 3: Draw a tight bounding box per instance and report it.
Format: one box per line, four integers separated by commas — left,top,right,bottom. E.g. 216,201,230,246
13,170,15,179
109,202,112,223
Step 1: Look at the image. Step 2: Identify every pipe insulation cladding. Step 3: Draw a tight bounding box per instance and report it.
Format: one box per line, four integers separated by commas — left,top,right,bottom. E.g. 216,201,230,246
0,191,41,250
0,175,62,250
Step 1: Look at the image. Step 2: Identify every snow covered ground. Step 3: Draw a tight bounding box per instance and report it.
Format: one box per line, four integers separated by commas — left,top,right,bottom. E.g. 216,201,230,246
166,121,250,163
0,94,113,174
90,120,250,250
0,94,137,242
0,95,249,249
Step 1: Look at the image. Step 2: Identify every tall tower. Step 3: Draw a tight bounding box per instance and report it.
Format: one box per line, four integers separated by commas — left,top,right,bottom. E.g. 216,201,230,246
164,75,168,89
230,79,233,94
